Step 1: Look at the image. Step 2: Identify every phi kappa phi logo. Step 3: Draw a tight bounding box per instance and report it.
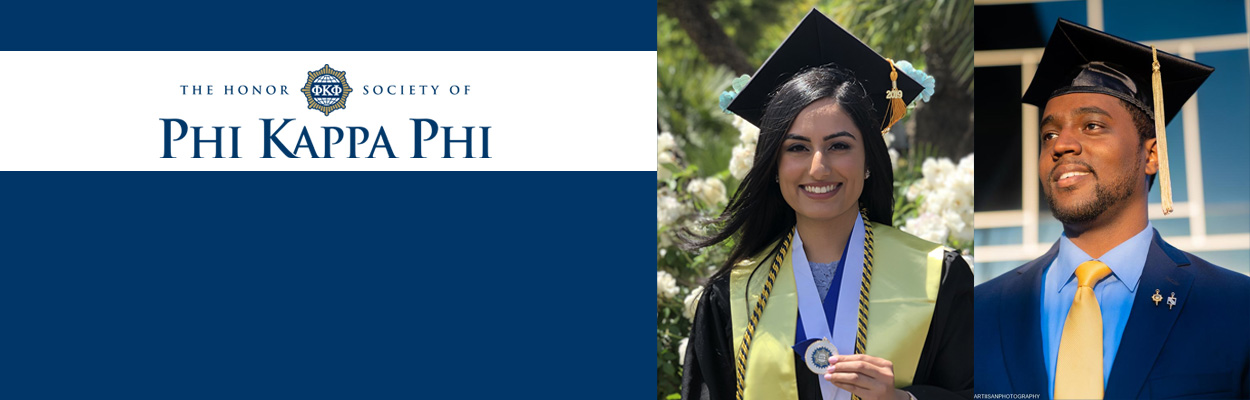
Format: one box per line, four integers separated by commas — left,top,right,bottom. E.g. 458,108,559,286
300,64,353,116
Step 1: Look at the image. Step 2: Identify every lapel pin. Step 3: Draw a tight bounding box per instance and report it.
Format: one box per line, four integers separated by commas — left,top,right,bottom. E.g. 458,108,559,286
1152,289,1163,306
1167,292,1178,310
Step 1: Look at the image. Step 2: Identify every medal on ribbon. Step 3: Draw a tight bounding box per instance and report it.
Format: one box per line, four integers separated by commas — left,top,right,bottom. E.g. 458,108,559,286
795,337,840,374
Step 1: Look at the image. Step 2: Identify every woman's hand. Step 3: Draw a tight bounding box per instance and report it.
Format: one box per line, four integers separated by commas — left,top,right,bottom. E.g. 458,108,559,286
823,354,911,400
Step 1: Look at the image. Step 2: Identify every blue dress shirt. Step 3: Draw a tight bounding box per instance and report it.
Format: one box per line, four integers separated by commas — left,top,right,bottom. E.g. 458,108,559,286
1041,223,1153,399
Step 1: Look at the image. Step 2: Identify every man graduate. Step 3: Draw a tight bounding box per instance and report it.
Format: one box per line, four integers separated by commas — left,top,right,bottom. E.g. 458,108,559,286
974,19,1250,399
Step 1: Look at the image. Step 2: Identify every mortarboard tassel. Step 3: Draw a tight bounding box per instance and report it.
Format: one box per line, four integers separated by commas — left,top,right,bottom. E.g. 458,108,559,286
1151,46,1174,215
881,59,907,135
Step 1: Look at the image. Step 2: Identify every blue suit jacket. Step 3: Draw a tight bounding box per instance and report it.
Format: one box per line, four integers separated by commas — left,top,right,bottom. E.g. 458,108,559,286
975,230,1250,399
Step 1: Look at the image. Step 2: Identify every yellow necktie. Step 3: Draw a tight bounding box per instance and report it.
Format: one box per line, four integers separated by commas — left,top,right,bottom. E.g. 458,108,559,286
1055,260,1112,400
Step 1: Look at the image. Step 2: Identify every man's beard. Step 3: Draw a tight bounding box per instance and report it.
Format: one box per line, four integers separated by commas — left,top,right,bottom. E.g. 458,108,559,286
1045,166,1138,225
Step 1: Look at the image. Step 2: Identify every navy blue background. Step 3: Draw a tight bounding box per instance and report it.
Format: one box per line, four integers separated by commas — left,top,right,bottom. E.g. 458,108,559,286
2,2,657,396
0,1,656,51
1,171,653,398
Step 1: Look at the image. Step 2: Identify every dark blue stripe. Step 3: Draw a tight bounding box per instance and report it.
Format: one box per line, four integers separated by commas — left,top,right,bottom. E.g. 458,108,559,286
0,171,652,399
1,1,655,51
795,234,851,346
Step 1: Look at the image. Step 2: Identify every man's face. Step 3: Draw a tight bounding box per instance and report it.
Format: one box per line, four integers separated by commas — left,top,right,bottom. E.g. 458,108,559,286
1038,93,1156,225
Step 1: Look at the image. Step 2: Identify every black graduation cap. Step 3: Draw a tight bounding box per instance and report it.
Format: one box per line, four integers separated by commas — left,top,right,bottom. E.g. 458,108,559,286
727,8,923,130
1023,18,1214,125
1022,18,1215,215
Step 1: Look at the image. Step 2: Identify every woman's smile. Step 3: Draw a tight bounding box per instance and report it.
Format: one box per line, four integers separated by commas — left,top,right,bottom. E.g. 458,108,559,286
800,182,842,199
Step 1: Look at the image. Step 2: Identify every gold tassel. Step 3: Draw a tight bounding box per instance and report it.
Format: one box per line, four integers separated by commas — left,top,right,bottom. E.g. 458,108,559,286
1151,46,1173,215
881,59,907,135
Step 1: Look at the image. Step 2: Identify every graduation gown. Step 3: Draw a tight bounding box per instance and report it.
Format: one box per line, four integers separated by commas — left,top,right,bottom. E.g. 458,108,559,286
681,229,974,400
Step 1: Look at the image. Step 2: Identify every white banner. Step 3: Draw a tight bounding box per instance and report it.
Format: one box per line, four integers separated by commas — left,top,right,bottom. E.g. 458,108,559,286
0,51,657,172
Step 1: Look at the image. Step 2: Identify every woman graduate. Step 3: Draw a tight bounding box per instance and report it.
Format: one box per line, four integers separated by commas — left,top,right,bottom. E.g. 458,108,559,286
681,9,972,400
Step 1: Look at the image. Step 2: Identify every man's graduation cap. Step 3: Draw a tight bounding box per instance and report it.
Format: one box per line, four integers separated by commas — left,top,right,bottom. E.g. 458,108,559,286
727,8,923,133
1022,19,1215,215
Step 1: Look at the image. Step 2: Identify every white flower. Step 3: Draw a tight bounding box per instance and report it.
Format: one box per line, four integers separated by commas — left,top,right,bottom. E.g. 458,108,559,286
958,153,974,172
942,209,967,234
658,232,673,250
922,158,956,180
902,153,975,249
658,132,676,153
728,116,759,180
678,337,690,366
658,132,679,181
948,218,973,245
929,188,954,210
902,212,949,244
703,179,727,205
729,144,755,180
658,153,675,181
657,191,687,226
733,116,759,145
658,152,676,166
956,154,975,193
683,285,705,321
906,179,925,201
657,270,680,299
687,178,728,206
888,148,900,172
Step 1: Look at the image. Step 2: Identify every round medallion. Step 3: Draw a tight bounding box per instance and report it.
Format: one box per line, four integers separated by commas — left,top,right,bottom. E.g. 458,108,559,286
803,339,839,374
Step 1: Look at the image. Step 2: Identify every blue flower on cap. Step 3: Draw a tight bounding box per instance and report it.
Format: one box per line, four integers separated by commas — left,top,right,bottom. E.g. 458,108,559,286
719,90,737,114
895,60,936,103
719,74,753,114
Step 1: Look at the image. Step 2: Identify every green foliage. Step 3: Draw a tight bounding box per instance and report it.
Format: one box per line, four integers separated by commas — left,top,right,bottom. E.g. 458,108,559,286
658,16,740,179
828,0,974,92
656,160,735,399
826,0,924,63
656,295,685,398
892,142,940,227
718,0,822,65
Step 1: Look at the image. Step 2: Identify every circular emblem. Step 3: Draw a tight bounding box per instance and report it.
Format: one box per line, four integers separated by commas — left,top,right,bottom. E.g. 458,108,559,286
803,339,839,374
300,64,353,116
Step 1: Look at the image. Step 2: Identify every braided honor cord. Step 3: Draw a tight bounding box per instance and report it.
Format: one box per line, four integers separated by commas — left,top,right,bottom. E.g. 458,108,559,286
733,212,876,400
851,211,875,400
734,231,793,400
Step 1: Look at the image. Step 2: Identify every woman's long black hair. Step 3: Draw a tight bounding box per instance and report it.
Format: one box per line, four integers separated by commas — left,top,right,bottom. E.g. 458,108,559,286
683,65,895,285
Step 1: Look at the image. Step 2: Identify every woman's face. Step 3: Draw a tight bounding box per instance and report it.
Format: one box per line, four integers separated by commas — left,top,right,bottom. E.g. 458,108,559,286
777,97,866,226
